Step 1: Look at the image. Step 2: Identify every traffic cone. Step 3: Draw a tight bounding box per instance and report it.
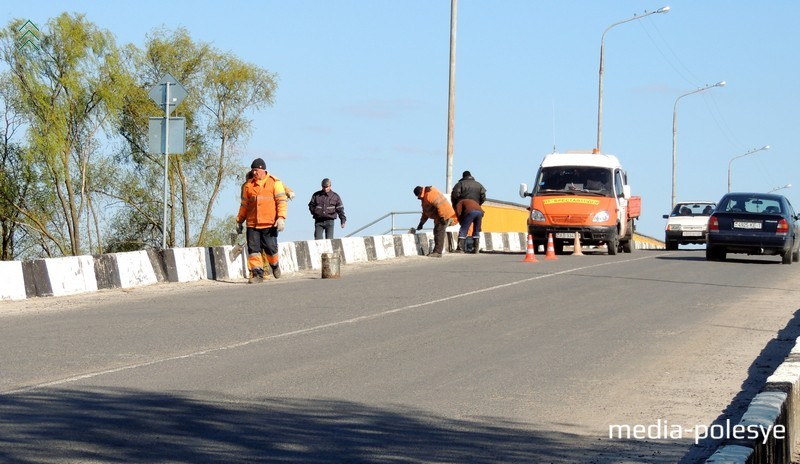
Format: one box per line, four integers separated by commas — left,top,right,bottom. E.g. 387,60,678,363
545,233,558,260
523,234,538,262
572,233,584,256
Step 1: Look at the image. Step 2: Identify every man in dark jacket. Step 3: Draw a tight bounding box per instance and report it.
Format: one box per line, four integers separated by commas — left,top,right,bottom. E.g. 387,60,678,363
451,170,486,206
308,178,346,239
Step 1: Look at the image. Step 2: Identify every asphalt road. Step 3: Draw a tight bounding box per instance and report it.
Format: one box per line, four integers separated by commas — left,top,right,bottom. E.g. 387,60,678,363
1,248,799,463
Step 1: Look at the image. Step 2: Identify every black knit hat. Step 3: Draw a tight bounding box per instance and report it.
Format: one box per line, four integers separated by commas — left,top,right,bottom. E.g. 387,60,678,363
251,158,266,170
413,186,423,197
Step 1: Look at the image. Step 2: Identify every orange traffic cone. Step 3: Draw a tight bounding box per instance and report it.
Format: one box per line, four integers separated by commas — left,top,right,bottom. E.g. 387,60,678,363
572,233,584,256
523,234,538,262
545,233,558,260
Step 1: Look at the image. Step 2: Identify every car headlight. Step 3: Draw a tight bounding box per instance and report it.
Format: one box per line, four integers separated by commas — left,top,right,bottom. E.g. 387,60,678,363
666,224,681,231
593,210,610,223
530,209,546,222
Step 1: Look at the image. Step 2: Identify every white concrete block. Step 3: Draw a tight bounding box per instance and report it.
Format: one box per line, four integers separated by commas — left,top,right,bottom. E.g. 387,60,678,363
47,255,98,297
114,250,158,288
0,260,26,301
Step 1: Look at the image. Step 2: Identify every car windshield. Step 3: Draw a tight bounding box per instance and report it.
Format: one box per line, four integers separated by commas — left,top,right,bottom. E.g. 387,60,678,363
670,203,716,217
534,166,613,196
719,195,782,214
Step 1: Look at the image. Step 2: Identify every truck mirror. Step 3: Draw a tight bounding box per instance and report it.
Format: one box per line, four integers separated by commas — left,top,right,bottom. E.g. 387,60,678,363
519,183,529,198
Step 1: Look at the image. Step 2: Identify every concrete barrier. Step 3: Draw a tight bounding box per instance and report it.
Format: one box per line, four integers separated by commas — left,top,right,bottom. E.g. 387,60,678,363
0,261,26,301
21,255,98,297
2,231,666,302
704,336,800,463
94,251,158,289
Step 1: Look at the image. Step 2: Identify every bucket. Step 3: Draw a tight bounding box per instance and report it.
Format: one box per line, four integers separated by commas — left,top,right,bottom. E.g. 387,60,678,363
321,252,341,279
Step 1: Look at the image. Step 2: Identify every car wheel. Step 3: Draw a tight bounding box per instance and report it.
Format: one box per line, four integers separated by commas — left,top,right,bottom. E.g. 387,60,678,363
792,242,799,262
782,248,792,265
706,246,725,261
665,240,678,251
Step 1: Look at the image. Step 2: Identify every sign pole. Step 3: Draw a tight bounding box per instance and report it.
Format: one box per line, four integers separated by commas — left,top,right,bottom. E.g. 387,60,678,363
162,82,170,249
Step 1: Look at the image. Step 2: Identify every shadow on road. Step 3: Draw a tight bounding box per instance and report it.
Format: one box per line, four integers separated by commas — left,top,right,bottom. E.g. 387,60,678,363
680,307,800,462
0,387,694,463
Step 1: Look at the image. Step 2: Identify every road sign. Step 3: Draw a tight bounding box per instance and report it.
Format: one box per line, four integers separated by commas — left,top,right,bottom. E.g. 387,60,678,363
148,72,188,115
148,117,186,154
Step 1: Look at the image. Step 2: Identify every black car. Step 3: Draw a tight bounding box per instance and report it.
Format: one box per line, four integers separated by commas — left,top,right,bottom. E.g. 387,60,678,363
706,192,800,264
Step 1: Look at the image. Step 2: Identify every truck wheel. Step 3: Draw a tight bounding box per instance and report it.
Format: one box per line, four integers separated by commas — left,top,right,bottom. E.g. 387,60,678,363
622,239,633,253
607,232,619,256
554,241,564,255
623,220,634,253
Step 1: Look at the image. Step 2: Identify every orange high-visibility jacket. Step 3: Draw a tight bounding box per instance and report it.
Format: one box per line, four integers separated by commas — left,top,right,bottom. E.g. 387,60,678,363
419,186,457,223
237,174,288,229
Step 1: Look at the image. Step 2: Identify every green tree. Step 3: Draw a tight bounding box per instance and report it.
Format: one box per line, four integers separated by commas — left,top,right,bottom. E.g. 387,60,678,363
1,14,131,257
0,73,31,260
114,28,277,249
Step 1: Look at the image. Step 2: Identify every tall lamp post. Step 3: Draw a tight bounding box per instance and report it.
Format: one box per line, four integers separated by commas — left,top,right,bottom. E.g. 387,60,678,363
671,81,725,208
596,6,669,152
728,145,770,192
445,0,457,193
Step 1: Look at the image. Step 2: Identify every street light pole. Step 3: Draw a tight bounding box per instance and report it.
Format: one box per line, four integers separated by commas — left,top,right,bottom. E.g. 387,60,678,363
769,183,791,193
596,6,669,152
671,81,725,209
728,145,770,192
445,0,457,193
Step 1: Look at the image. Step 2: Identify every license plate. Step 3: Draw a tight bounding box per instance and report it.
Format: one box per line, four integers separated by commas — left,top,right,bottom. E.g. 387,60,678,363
683,232,702,237
555,232,575,239
733,221,762,230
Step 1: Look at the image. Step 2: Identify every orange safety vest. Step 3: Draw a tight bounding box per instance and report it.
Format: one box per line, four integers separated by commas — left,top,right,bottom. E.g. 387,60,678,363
419,186,457,223
237,174,288,229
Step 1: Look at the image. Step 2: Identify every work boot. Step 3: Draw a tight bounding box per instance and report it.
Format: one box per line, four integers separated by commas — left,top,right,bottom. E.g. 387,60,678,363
428,252,442,258
455,238,466,253
252,267,265,283
271,263,281,279
472,237,480,254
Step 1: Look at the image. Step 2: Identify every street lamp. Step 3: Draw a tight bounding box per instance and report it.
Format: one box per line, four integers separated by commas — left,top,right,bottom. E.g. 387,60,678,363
671,81,725,208
596,6,669,152
727,145,770,192
769,183,791,193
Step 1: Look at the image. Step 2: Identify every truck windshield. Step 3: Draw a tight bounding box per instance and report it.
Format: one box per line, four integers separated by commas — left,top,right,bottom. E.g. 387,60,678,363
534,166,613,196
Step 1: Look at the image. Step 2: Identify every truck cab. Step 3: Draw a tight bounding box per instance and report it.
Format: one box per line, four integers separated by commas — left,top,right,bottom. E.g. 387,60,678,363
519,151,640,255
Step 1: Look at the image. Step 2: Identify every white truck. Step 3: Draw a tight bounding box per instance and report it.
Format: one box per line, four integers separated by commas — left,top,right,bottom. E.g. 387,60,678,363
519,151,641,255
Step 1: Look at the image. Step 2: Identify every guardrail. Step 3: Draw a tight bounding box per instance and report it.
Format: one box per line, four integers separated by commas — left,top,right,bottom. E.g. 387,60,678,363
346,211,424,237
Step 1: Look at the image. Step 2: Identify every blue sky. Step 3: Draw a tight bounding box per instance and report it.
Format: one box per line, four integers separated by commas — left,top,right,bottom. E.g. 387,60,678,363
7,1,799,243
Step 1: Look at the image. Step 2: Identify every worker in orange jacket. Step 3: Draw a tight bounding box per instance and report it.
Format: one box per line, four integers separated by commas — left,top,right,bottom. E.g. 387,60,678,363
409,185,457,257
236,158,288,283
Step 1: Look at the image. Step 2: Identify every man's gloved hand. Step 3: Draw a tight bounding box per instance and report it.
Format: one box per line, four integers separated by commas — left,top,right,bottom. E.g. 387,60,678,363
287,190,295,200
236,222,244,234
408,228,416,235
276,217,285,232
341,221,346,228
445,218,455,227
